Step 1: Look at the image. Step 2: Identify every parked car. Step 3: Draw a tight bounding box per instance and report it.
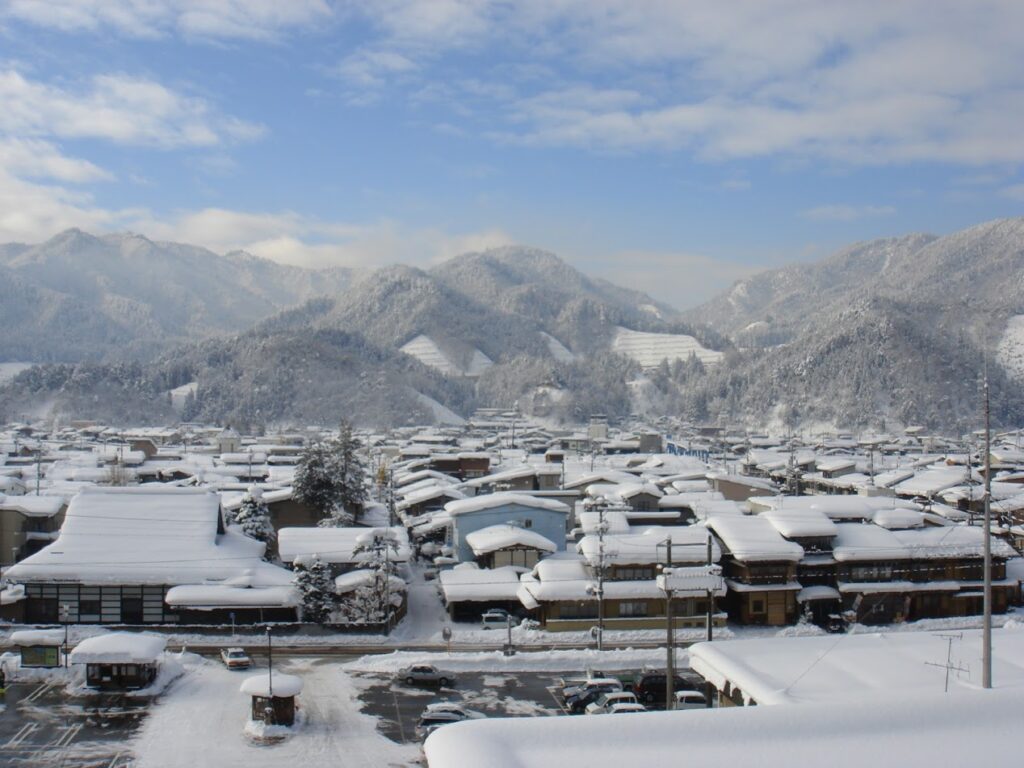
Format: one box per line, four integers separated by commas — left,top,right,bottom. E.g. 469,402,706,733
674,690,708,710
632,673,694,706
606,702,648,714
480,609,510,629
566,680,624,714
585,690,641,715
562,676,622,701
219,647,251,669
397,665,455,687
415,711,465,740
423,702,486,720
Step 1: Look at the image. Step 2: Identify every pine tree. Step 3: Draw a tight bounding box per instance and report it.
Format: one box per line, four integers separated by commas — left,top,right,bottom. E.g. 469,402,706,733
330,420,368,519
348,530,402,624
233,487,275,558
293,556,335,625
293,421,368,526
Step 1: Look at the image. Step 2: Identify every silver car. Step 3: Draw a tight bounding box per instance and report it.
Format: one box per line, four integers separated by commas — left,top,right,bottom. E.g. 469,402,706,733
397,664,455,687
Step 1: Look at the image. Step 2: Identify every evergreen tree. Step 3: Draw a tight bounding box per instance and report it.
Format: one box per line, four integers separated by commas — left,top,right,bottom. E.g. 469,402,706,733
330,420,368,519
349,530,402,625
293,556,334,625
294,421,368,526
233,487,275,558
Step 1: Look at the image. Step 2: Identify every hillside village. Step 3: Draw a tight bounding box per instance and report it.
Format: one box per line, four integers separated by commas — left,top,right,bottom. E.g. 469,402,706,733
2,413,1023,764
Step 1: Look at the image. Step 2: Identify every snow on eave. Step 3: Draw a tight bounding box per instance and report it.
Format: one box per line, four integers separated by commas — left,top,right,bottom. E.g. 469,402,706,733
70,632,166,664
444,492,569,517
240,672,303,698
465,524,558,555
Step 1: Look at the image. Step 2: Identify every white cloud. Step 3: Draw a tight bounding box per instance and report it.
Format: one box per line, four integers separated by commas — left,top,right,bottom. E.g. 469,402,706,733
801,204,896,222
0,69,264,148
0,138,111,182
581,249,760,310
321,1,1024,166
336,49,418,89
128,205,514,270
2,0,332,40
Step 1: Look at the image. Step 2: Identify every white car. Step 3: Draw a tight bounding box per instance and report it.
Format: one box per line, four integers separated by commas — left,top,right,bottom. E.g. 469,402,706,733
607,702,648,714
423,702,486,720
585,690,640,715
219,647,251,670
480,609,510,629
674,690,708,710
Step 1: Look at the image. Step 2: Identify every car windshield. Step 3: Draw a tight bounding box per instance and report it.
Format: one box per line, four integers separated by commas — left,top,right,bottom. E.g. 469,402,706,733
227,651,246,658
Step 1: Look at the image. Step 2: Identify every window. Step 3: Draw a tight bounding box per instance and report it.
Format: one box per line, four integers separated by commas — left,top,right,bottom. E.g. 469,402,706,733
79,600,101,617
618,601,648,617
850,564,893,581
750,598,767,615
522,519,533,529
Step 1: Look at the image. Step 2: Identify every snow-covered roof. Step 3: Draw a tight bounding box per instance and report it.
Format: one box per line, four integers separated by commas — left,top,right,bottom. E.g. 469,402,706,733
9,628,64,646
240,672,303,698
760,509,838,539
423,687,1024,768
871,507,926,530
0,494,65,517
397,485,466,510
894,467,977,497
689,625,1024,707
444,493,569,518
164,584,298,609
334,569,407,595
70,632,166,664
831,522,911,561
465,524,557,556
750,494,920,520
705,516,804,563
5,487,292,587
277,526,411,565
439,563,523,603
892,526,1017,560
577,526,719,567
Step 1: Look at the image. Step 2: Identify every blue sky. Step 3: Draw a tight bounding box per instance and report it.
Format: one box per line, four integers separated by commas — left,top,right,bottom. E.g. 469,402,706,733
1,1,1023,309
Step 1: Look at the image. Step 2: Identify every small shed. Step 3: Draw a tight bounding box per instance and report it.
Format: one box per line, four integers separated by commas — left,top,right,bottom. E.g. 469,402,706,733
240,672,303,726
70,632,166,690
9,629,64,668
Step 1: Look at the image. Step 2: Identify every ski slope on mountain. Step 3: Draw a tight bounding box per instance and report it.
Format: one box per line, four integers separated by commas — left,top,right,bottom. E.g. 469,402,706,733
400,335,493,377
611,327,724,368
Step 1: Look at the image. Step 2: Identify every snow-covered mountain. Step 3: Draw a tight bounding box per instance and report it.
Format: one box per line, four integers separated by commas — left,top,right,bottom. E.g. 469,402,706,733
5,217,1024,431
0,229,353,362
674,217,1024,431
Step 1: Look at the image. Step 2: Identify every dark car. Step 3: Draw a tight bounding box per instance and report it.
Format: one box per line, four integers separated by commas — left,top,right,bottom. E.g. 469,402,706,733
566,682,623,714
632,673,696,706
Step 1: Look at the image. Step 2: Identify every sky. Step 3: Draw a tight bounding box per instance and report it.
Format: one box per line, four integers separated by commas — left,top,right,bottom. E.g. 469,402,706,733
0,1,1023,310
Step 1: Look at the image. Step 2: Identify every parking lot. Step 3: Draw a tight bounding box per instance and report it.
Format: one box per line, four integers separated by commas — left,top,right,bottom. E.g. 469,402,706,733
352,663,710,745
0,678,143,767
354,670,564,743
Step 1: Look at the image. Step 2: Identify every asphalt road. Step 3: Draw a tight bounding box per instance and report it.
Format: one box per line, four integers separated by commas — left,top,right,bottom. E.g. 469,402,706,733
0,678,142,767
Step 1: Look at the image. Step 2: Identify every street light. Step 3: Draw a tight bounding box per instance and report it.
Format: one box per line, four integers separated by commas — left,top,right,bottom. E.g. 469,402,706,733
60,603,70,668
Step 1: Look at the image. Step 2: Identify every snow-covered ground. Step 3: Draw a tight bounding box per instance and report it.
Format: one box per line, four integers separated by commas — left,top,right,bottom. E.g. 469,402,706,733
0,362,33,384
997,314,1024,380
399,335,492,377
611,326,724,368
130,655,419,768
343,647,683,675
414,392,467,426
540,332,575,362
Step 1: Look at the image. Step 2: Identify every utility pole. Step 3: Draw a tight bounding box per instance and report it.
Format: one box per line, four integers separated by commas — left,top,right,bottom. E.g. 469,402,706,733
983,372,992,689
35,448,42,495
596,500,606,652
663,537,674,711
266,625,274,697
706,532,714,643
